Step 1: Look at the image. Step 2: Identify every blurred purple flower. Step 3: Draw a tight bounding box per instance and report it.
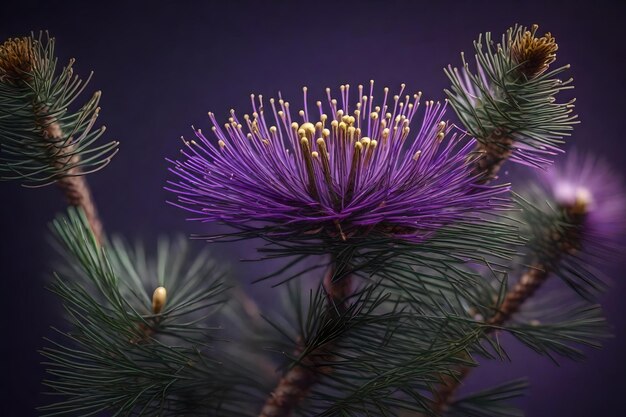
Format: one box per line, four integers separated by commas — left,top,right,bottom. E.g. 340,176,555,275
167,82,508,243
544,150,626,245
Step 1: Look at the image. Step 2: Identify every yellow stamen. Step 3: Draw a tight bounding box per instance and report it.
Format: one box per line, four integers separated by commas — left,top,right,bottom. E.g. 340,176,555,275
300,137,319,200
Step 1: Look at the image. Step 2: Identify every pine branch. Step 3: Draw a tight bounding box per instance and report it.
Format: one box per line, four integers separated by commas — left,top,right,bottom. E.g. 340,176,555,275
41,209,271,416
0,32,118,242
254,255,516,417
429,191,612,414
258,253,354,417
445,24,577,181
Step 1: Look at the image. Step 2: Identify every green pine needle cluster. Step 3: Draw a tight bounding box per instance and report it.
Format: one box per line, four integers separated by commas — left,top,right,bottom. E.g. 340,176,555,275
0,32,118,186
445,24,577,168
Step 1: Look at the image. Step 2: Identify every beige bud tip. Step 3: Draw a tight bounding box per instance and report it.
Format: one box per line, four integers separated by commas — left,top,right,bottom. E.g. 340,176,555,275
413,150,422,161
291,122,299,130
300,137,309,145
370,112,378,120
354,141,363,150
361,137,371,145
270,126,277,133
438,121,446,130
298,128,306,137
370,140,378,148
330,120,338,128
311,151,319,158
218,140,226,148
322,128,330,137
298,110,305,117
436,132,445,141
317,138,325,146
152,287,167,314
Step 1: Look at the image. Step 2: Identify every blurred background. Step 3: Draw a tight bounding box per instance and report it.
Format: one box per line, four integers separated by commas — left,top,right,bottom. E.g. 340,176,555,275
1,1,625,415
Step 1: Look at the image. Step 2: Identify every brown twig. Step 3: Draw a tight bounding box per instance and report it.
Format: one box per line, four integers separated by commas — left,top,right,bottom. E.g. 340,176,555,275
40,114,105,245
470,130,514,185
258,265,352,417
430,265,549,414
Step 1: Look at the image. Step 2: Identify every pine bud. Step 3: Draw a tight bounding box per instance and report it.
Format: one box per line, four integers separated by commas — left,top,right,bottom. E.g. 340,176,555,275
511,24,558,79
152,286,167,314
0,37,35,84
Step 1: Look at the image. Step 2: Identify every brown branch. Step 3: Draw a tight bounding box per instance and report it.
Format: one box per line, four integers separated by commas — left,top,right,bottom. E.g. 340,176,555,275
258,265,352,417
40,114,105,245
471,130,514,185
430,265,549,415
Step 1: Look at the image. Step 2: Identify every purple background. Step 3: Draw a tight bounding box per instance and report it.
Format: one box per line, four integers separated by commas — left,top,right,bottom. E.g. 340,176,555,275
1,1,625,415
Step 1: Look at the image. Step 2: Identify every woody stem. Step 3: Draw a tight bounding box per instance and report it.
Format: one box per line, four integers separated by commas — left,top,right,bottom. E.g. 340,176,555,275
257,262,352,417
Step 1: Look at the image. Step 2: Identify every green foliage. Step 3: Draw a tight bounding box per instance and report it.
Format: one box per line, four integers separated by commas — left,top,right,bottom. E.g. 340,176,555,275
41,209,270,416
261,281,491,417
0,32,118,186
514,191,606,299
446,379,528,417
445,25,577,167
505,295,609,362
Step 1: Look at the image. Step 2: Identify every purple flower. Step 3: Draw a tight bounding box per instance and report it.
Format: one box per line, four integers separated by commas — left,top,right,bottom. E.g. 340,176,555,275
167,82,507,244
543,150,626,245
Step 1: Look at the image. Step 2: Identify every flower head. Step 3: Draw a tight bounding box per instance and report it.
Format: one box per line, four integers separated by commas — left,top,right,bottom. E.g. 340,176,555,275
515,151,625,297
168,82,507,247
543,150,626,246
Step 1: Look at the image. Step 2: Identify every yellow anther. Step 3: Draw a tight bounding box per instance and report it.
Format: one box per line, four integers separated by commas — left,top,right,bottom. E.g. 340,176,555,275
218,140,226,149
311,151,319,158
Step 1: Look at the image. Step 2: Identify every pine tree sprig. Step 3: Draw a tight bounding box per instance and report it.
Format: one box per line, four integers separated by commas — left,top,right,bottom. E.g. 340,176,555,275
0,32,118,186
445,24,577,179
41,209,270,416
